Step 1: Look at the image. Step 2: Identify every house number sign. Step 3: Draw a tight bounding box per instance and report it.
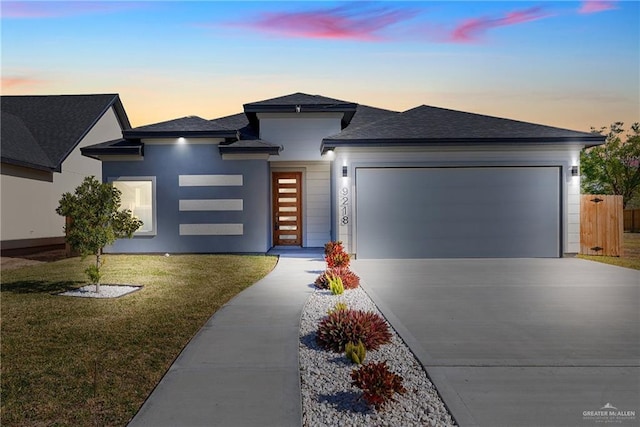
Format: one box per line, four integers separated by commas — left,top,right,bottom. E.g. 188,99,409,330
340,187,349,225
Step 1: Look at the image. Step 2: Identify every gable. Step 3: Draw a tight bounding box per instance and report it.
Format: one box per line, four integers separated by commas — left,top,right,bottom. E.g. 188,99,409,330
0,94,130,172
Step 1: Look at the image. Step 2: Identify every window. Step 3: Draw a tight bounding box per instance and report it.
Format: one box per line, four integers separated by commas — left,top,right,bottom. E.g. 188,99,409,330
112,177,156,235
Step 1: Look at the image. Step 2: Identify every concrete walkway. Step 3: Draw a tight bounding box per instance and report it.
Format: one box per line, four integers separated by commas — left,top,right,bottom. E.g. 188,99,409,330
128,250,325,427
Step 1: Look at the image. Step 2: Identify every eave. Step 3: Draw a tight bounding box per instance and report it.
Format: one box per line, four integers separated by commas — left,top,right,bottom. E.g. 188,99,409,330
81,139,143,160
320,136,606,154
122,129,238,139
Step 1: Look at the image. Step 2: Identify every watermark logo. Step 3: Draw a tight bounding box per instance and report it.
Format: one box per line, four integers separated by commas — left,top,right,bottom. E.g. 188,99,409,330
583,402,636,424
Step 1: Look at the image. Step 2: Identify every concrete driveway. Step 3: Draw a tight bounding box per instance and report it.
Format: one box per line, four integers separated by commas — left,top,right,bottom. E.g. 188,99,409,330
351,258,640,427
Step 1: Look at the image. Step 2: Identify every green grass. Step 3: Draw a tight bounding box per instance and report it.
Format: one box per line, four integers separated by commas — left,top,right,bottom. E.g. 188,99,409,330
577,233,640,270
1,254,277,426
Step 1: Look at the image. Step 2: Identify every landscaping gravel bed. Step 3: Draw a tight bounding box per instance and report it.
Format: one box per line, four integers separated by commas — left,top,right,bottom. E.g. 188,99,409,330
59,284,141,298
300,286,456,426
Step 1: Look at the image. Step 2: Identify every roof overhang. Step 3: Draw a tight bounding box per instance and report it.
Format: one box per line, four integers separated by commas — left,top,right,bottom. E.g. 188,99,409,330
218,143,281,156
0,157,56,173
81,139,143,159
244,103,358,130
122,129,238,139
321,136,607,153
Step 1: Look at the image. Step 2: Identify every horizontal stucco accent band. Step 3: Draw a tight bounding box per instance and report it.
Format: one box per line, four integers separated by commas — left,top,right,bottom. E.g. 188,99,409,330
179,223,244,236
179,199,243,211
178,174,243,186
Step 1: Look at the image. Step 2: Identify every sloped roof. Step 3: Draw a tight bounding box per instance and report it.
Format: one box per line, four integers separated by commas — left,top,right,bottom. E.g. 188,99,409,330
243,92,358,129
322,104,604,152
345,104,398,130
218,139,281,155
1,94,130,172
244,92,354,108
124,116,237,139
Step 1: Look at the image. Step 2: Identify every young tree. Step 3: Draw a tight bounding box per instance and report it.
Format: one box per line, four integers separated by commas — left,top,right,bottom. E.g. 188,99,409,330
581,122,640,208
56,176,142,292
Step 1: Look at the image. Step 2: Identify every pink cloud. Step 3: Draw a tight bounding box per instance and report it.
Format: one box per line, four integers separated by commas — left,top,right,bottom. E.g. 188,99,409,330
1,76,46,89
578,1,618,14
450,6,550,43
233,4,418,41
1,1,140,19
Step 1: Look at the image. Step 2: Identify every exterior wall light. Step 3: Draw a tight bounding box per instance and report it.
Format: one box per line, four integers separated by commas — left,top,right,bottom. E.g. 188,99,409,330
342,166,348,177
571,166,579,176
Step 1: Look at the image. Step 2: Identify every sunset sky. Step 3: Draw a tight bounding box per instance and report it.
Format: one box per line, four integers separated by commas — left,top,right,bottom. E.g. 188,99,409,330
2,1,638,132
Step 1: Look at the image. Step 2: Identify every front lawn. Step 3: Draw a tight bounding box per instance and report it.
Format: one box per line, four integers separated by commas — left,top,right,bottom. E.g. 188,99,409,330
1,254,277,426
577,232,640,270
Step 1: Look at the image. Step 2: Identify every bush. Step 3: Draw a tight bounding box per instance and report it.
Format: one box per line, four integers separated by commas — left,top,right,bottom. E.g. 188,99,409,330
328,274,344,295
345,340,366,364
324,240,343,256
316,309,392,352
324,240,350,268
327,302,348,315
315,268,360,290
351,361,407,410
327,251,350,268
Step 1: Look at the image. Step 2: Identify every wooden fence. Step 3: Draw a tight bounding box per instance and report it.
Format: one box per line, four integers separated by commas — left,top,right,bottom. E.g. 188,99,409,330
624,209,640,233
580,195,623,256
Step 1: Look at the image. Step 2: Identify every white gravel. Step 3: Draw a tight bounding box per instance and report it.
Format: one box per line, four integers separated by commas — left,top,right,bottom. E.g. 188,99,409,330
59,284,142,298
300,287,456,426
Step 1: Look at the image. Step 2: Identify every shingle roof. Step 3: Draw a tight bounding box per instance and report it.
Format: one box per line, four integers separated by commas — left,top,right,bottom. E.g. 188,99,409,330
218,139,281,155
345,104,398,130
1,112,53,169
124,116,237,139
322,104,605,152
1,94,130,171
243,92,358,129
244,92,354,108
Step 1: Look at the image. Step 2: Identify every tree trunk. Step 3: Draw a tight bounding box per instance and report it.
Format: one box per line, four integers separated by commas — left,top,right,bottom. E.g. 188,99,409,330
95,248,101,293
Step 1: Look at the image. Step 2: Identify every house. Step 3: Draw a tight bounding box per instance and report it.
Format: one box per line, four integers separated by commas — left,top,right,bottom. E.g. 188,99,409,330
82,92,605,258
1,94,131,255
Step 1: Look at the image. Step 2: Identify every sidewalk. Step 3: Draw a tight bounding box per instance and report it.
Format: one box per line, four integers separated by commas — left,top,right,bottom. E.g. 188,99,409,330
128,250,325,427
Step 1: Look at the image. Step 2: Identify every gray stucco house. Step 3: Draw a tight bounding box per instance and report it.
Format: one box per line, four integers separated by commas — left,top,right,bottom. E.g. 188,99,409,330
82,93,604,258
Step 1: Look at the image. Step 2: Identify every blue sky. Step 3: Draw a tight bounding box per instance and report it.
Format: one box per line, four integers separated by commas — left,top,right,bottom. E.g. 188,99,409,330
2,1,638,132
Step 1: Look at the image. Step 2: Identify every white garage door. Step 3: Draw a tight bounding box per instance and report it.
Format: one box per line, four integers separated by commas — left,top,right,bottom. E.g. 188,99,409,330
355,167,561,258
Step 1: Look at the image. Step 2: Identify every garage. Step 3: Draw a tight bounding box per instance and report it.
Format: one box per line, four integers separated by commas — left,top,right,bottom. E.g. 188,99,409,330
355,166,561,259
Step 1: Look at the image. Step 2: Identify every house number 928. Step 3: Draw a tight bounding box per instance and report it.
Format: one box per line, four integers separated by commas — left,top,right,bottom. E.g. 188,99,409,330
340,187,349,225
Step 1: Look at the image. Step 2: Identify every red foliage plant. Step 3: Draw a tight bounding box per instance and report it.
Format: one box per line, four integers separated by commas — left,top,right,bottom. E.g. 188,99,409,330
324,240,350,268
351,361,407,410
314,267,360,290
316,308,391,353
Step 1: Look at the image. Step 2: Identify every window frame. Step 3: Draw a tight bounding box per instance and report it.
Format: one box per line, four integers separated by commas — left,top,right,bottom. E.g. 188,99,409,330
109,176,157,236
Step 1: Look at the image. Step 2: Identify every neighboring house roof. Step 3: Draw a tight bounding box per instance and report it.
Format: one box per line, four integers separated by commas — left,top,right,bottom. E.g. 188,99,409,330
322,104,605,152
123,116,237,139
243,92,358,129
1,94,130,172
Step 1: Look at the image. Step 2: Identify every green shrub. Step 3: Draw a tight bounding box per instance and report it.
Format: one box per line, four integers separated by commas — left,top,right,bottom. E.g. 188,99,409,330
85,264,102,285
351,361,407,410
316,309,391,352
327,302,348,315
328,274,344,295
345,340,366,364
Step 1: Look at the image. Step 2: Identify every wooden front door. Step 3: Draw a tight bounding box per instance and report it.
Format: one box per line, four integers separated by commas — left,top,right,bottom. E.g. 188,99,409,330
272,172,302,246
